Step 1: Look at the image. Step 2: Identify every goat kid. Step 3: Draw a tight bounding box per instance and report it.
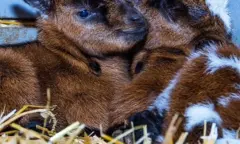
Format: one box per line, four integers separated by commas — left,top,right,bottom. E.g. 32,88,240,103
0,0,147,131
109,0,231,128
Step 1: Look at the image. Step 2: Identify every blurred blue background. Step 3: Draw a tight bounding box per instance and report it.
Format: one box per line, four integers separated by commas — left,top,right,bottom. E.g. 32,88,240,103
229,0,240,45
0,0,239,45
0,0,38,45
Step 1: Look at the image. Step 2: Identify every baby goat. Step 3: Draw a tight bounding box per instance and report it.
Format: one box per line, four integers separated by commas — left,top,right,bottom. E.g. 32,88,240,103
110,0,231,127
0,0,147,131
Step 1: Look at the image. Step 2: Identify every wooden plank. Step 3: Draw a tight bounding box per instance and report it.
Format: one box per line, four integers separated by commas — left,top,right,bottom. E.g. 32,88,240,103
0,0,38,19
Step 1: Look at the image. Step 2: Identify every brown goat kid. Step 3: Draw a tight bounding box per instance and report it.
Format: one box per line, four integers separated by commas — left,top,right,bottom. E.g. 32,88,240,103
109,0,238,143
0,0,148,131
110,0,231,128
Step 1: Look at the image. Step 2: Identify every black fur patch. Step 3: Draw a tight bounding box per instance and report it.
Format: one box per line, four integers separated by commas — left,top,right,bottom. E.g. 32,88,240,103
129,110,163,142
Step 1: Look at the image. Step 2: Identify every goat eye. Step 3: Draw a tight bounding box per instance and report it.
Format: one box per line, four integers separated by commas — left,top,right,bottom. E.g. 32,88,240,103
78,9,90,18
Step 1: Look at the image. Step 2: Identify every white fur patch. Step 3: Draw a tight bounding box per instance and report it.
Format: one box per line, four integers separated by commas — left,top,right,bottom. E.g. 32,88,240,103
187,51,202,61
188,43,218,62
187,43,218,65
206,50,240,74
205,0,231,32
218,93,240,107
149,73,180,116
184,103,222,131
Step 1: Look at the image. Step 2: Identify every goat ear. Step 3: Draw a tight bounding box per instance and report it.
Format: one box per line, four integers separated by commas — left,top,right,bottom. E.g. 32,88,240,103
24,0,53,14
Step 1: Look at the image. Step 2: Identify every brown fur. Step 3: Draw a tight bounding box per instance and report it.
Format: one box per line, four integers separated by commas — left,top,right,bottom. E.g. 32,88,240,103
0,49,40,111
162,43,240,143
110,46,190,126
36,0,148,57
132,0,228,50
109,0,230,126
0,0,147,131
